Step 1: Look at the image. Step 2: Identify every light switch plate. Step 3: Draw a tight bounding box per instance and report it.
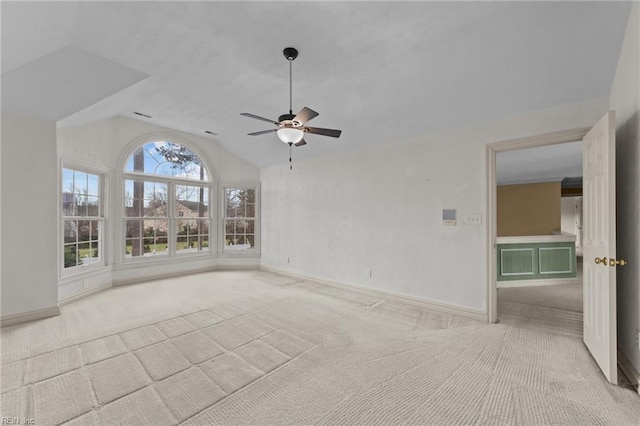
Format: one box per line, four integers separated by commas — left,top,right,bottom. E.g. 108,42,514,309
464,214,482,225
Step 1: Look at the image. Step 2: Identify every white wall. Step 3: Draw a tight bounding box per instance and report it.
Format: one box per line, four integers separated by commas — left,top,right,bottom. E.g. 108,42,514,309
1,113,59,317
561,197,577,235
56,116,260,301
610,2,640,377
261,97,609,313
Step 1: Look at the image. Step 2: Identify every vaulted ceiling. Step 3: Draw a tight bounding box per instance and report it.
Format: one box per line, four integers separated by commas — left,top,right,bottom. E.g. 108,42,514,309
1,1,631,168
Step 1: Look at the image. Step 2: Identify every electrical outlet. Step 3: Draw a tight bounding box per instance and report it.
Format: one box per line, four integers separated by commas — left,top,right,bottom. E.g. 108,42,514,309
286,256,290,263
464,214,482,225
365,268,372,278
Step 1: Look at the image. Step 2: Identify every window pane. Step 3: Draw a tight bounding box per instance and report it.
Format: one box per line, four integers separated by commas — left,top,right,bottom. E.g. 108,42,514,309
75,196,88,217
74,171,88,194
125,239,140,257
143,238,155,252
87,174,99,196
225,188,255,221
78,242,91,264
78,220,91,241
87,196,99,216
187,237,199,250
144,198,167,217
225,220,234,234
126,220,143,239
142,234,154,249
62,193,74,216
176,185,208,218
125,198,139,217
62,169,74,191
64,245,78,268
124,141,208,181
245,189,256,203
226,204,236,218
64,220,77,244
197,219,209,235
89,242,100,264
176,220,192,236
91,220,100,242
176,236,187,251
145,219,168,235
246,220,255,233
246,235,255,248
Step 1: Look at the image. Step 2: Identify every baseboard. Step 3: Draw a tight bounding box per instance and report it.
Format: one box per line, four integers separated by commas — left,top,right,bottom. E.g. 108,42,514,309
112,265,219,287
217,264,260,271
59,283,113,306
1,306,61,327
618,348,640,393
260,266,486,322
497,278,578,288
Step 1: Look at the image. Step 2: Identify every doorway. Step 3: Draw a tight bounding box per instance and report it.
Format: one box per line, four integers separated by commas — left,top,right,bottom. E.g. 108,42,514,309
487,113,622,384
486,128,590,323
494,140,584,327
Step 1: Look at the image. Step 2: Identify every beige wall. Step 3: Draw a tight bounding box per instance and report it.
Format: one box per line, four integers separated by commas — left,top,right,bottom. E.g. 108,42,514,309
497,182,561,236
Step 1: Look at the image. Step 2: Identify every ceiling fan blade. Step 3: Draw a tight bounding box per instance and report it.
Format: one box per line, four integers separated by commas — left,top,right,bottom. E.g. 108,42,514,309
305,127,342,138
241,113,280,125
294,139,307,147
247,129,278,136
293,107,319,124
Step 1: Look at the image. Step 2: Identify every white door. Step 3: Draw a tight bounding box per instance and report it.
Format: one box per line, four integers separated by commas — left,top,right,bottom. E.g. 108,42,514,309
582,111,617,383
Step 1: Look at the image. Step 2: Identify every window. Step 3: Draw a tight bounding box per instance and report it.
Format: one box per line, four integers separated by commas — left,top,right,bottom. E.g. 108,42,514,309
123,141,210,259
124,180,168,256
223,187,257,252
176,185,209,252
62,168,103,270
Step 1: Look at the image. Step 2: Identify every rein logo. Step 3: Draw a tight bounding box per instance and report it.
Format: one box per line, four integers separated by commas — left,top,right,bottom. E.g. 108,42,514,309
1,418,35,425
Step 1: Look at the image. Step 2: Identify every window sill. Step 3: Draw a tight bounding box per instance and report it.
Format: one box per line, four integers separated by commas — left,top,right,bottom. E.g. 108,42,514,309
117,252,217,268
59,264,111,284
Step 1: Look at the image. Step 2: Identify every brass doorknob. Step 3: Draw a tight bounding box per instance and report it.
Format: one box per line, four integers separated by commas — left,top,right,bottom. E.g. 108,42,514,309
610,258,628,267
595,257,608,266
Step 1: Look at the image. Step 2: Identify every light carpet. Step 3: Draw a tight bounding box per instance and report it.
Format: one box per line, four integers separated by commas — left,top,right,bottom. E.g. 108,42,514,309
1,270,639,425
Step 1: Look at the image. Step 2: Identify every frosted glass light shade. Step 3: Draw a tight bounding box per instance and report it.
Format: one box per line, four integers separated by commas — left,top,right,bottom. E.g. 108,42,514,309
277,128,304,144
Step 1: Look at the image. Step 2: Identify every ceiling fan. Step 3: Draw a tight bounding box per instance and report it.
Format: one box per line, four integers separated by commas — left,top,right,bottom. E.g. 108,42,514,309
241,47,342,151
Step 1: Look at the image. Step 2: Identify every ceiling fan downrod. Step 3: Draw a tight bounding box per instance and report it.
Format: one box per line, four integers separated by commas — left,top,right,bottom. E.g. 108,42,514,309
283,47,298,115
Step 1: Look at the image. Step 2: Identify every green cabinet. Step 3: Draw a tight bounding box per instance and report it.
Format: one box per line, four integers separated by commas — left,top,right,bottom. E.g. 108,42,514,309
497,241,576,282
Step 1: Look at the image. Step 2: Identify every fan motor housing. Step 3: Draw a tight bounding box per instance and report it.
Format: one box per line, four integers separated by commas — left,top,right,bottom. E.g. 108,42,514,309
278,113,296,123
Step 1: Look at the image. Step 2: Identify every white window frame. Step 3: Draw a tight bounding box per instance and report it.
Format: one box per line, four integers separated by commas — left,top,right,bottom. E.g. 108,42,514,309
219,182,260,255
121,142,213,263
60,161,107,277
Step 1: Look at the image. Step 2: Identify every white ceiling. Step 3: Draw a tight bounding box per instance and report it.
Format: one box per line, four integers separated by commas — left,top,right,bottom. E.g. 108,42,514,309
496,140,583,185
1,1,631,168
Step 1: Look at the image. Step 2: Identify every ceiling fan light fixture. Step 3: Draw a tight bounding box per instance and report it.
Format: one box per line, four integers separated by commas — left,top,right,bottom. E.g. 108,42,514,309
277,127,304,144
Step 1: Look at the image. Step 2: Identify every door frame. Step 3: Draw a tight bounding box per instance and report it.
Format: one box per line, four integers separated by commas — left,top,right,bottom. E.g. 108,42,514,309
485,127,590,323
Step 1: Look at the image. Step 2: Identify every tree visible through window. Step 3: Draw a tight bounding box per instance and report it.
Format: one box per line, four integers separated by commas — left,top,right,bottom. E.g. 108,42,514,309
62,168,103,269
124,141,210,258
224,188,256,250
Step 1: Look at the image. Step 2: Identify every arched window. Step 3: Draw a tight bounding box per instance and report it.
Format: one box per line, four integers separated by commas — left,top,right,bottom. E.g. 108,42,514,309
123,141,211,259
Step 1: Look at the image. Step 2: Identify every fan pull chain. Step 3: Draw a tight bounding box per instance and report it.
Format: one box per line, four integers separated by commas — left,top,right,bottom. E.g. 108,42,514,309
289,143,293,170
